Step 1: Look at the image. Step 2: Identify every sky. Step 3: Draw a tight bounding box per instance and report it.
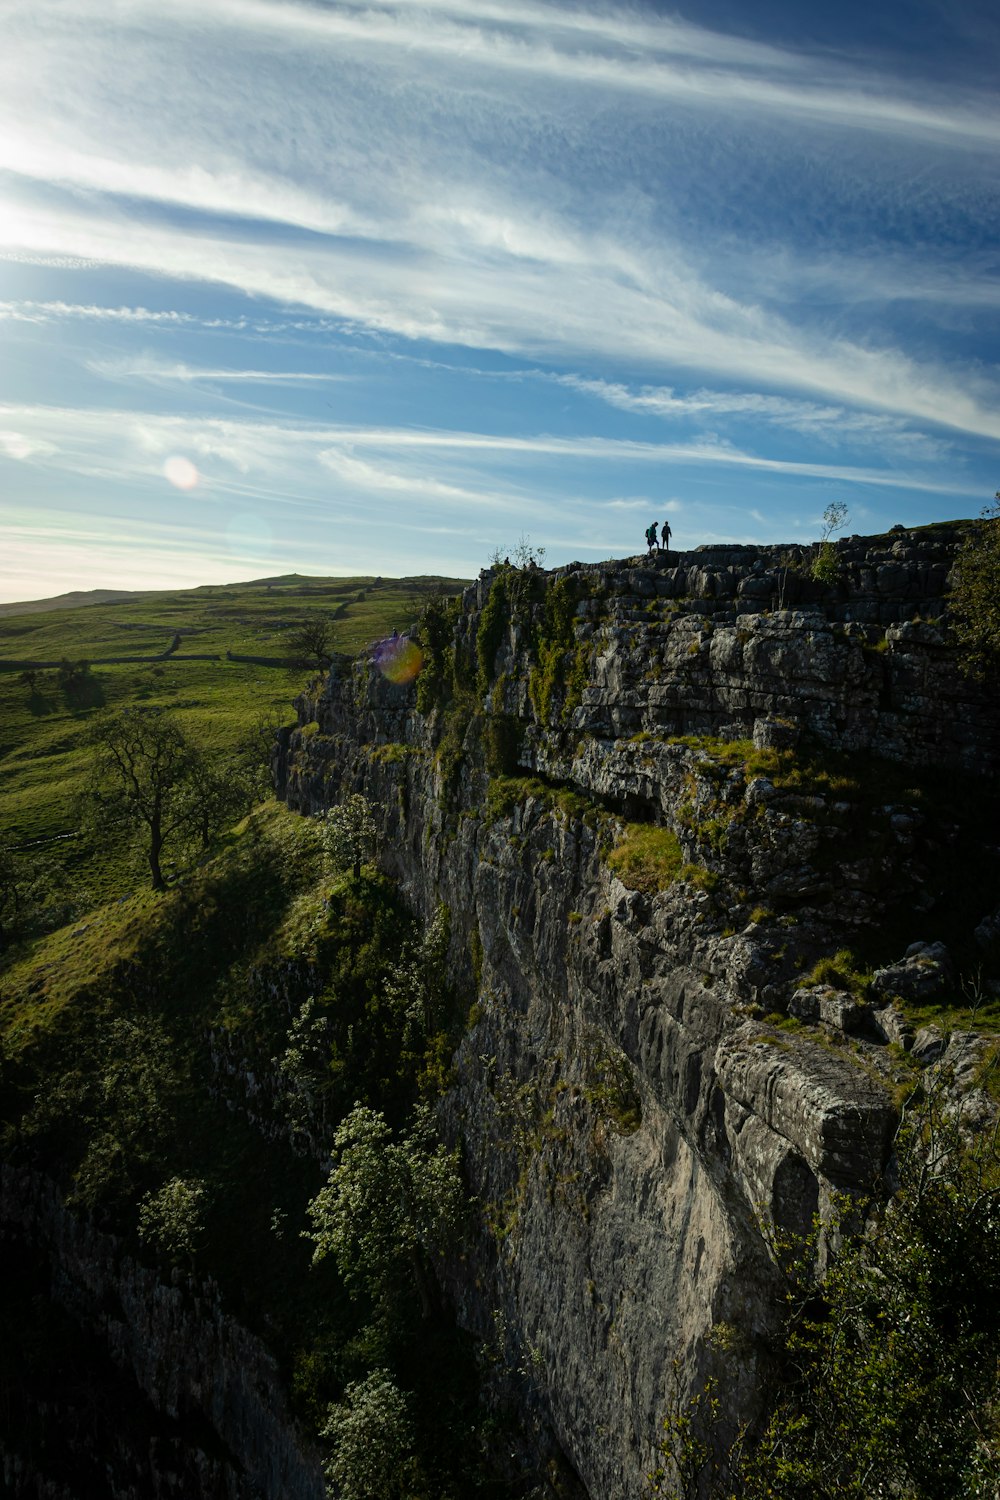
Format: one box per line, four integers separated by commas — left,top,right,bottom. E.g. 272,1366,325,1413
1,0,998,601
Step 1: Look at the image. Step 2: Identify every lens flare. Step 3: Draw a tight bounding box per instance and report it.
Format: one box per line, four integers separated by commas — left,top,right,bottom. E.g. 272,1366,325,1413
373,635,423,685
163,455,199,490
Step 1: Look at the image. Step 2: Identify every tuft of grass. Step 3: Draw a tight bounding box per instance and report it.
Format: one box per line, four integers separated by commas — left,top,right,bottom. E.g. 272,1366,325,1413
798,948,873,999
607,825,683,893
371,741,423,765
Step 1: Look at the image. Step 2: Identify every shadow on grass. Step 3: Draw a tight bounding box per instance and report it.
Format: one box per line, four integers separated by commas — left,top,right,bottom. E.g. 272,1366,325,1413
64,677,106,712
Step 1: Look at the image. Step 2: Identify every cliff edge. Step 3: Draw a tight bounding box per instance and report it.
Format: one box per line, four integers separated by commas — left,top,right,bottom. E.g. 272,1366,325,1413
277,523,999,1498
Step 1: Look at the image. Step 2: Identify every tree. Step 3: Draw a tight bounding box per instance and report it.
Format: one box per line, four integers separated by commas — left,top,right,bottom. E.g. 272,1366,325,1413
811,502,849,585
319,793,379,881
0,838,81,952
236,708,292,799
489,533,546,569
304,1103,465,1316
37,1015,183,1208
0,839,28,949
87,707,197,889
287,611,335,668
950,495,1000,677
179,751,258,851
383,904,451,1042
137,1175,207,1264
321,1370,416,1500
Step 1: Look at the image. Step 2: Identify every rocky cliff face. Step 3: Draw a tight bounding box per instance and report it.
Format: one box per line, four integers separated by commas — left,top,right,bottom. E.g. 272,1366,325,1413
277,524,998,1499
0,1167,325,1500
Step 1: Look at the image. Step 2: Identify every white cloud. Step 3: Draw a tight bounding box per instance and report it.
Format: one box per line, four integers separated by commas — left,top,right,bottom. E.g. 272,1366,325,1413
0,401,981,501
558,376,954,459
2,194,997,445
0,0,996,593
0,299,197,325
0,430,56,461
87,354,350,386
317,448,517,509
27,0,993,148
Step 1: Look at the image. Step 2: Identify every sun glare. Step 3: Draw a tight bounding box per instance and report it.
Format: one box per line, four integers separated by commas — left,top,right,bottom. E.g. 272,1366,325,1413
163,454,199,490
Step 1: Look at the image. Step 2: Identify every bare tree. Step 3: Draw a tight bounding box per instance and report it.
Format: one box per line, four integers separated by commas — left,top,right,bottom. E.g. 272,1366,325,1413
87,708,197,890
287,612,335,669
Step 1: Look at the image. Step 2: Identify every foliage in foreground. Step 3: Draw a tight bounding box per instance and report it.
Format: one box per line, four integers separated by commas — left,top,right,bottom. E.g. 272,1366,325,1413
648,1076,1000,1500
0,802,502,1499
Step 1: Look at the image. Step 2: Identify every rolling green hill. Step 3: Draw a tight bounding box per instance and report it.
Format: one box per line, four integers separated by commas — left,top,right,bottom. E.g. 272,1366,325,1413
0,572,469,911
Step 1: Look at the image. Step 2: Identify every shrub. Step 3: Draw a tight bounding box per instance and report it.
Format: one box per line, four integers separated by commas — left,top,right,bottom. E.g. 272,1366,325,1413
319,794,379,881
137,1175,207,1264
321,1370,416,1500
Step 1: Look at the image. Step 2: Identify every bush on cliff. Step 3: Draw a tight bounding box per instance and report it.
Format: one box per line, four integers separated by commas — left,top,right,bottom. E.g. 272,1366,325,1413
950,494,1000,677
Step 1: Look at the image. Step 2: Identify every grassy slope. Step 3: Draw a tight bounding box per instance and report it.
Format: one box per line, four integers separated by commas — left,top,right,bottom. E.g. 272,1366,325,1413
0,573,467,892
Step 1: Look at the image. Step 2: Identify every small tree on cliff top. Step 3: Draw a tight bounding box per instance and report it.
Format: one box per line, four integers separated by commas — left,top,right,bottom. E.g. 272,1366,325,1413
811,502,849,585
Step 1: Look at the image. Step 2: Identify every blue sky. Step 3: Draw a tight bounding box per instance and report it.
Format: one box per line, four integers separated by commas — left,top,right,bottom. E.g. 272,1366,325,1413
1,0,998,601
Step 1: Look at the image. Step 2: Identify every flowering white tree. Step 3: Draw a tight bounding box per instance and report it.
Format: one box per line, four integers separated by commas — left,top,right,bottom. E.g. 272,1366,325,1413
319,793,378,880
304,1103,465,1313
321,1369,415,1500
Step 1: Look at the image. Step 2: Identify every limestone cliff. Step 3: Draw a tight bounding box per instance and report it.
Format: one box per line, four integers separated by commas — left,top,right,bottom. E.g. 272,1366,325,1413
276,524,998,1499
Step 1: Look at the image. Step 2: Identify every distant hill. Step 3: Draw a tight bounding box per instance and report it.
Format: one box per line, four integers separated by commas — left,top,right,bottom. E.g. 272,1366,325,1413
0,573,471,618
0,588,141,617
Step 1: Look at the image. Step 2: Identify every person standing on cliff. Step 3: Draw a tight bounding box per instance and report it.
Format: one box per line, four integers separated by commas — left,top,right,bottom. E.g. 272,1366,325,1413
660,519,672,557
645,522,658,554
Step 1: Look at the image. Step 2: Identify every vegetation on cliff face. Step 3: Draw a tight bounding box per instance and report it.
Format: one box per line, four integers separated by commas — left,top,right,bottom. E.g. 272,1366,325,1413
649,1075,1000,1500
0,799,506,1498
950,495,1000,677
606,824,683,893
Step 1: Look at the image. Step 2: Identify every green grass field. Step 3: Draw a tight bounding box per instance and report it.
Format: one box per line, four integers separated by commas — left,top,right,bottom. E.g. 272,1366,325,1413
0,572,468,909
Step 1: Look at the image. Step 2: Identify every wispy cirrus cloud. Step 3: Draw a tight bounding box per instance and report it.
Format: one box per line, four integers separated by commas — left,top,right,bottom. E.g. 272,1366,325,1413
87,354,350,387
0,299,197,326
0,401,981,499
557,376,954,459
23,0,993,147
3,193,998,443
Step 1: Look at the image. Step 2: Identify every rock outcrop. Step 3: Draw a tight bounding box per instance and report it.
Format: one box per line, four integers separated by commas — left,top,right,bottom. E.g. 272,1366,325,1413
276,525,997,1498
